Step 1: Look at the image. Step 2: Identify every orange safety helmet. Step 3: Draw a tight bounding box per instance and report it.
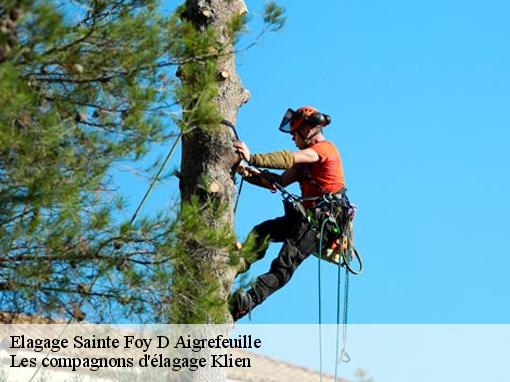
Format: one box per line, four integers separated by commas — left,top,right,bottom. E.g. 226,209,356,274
278,106,331,134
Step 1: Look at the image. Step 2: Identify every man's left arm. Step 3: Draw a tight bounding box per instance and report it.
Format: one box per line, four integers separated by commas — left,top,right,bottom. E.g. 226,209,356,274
293,148,320,164
234,140,321,169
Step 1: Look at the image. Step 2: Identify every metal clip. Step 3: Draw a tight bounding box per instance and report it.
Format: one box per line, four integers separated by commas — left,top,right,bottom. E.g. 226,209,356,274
338,347,351,363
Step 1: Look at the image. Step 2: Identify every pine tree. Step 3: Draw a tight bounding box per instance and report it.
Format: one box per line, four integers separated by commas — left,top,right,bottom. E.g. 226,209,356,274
1,0,177,322
0,0,284,327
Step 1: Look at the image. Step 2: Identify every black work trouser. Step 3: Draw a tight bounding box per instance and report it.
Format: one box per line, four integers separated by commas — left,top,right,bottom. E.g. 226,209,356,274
243,203,318,309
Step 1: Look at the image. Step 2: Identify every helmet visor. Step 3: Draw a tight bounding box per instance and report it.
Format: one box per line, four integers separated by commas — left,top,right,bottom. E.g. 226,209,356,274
278,108,295,133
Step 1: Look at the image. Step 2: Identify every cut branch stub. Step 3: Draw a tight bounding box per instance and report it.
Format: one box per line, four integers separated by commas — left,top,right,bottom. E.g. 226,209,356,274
175,66,183,79
75,112,87,123
234,0,248,16
241,88,251,104
201,9,213,19
217,71,229,81
208,180,222,194
72,64,84,74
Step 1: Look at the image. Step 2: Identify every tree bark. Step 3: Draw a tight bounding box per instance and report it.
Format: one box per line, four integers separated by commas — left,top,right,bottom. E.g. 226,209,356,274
176,1,248,380
179,0,248,206
178,0,248,308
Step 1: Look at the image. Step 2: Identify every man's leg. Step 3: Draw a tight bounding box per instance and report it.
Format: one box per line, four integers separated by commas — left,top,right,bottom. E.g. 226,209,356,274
238,215,290,274
249,222,316,306
231,216,317,320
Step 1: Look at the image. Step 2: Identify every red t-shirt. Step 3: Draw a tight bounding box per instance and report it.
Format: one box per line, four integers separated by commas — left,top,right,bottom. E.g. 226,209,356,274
298,141,345,206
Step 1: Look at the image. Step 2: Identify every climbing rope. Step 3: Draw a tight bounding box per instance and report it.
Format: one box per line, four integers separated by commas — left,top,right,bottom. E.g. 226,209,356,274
220,119,244,214
334,245,351,382
340,263,350,363
314,195,360,382
129,132,182,225
317,217,330,382
233,176,244,214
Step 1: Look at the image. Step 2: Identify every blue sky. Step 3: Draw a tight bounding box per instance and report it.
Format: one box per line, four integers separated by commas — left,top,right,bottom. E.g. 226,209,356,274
133,0,510,324
232,0,510,324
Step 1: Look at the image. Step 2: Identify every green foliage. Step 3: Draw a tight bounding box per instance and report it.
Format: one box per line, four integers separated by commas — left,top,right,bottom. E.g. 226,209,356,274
0,0,286,324
228,230,268,295
228,13,249,45
165,6,276,322
263,2,286,32
0,0,174,322
166,14,223,132
169,196,237,323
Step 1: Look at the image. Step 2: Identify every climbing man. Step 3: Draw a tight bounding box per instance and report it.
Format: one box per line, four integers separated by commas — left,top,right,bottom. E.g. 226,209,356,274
230,106,346,321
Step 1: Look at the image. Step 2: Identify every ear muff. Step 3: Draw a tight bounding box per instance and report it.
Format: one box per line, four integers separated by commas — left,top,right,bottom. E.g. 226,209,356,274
322,113,331,126
306,112,331,128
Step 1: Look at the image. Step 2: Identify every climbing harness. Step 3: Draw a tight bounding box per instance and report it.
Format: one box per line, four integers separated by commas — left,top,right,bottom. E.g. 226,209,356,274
238,165,362,274
312,192,362,273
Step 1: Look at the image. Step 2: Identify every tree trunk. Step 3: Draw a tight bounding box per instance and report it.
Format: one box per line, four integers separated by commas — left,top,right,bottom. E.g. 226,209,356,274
177,0,248,314
175,1,248,380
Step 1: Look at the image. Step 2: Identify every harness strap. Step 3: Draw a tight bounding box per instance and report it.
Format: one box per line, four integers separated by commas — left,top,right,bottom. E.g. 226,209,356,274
300,189,346,203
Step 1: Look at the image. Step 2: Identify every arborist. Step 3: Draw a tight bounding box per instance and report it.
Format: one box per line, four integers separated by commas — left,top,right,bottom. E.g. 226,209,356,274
230,106,347,321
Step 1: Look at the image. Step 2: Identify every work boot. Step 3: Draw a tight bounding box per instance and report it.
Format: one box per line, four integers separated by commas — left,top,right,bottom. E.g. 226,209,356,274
228,290,253,321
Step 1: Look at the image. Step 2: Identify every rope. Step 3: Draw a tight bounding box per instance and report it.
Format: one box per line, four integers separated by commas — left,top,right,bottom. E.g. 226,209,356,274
221,119,239,140
234,178,244,214
317,217,329,382
334,241,343,382
334,241,351,382
315,197,357,382
220,119,244,215
341,265,350,362
129,132,182,225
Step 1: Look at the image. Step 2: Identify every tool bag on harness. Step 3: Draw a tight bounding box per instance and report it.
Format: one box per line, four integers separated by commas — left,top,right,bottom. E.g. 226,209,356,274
299,192,360,274
252,169,362,273
305,193,349,262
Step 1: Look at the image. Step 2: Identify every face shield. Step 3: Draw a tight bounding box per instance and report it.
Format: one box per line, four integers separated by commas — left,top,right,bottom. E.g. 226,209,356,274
278,108,296,134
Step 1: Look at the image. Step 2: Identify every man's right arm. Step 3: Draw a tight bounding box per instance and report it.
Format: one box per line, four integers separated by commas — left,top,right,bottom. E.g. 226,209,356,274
280,165,299,187
238,165,278,191
239,164,299,190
